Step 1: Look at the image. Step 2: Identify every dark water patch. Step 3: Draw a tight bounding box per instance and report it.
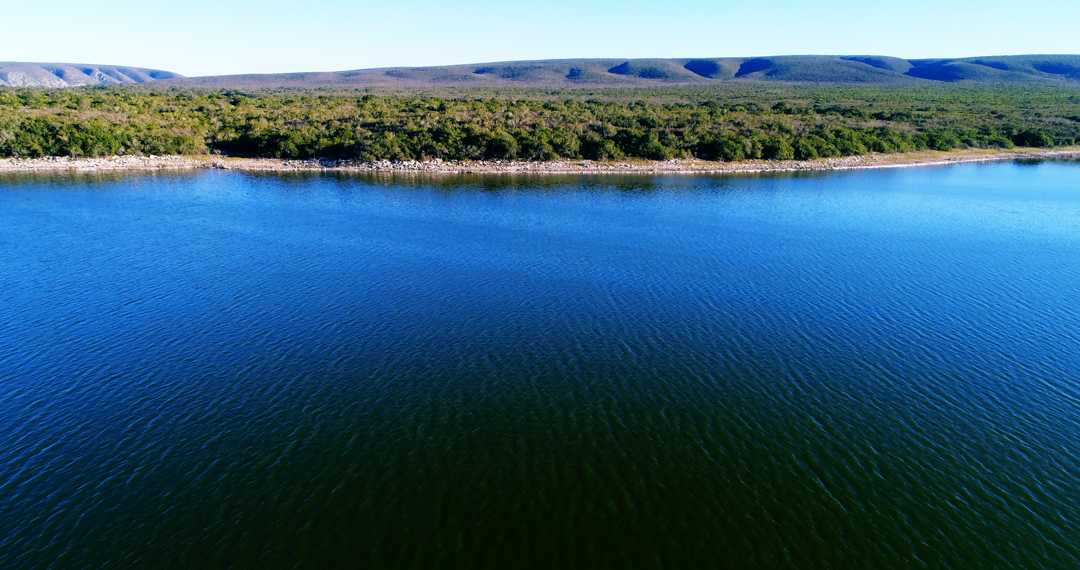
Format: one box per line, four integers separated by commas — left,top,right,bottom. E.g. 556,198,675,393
2,162,1080,568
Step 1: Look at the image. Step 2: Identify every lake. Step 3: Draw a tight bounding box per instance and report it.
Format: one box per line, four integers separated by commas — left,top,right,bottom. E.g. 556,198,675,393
1,161,1079,569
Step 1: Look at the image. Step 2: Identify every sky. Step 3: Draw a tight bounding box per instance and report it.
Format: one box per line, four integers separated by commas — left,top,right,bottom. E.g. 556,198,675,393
3,0,1078,77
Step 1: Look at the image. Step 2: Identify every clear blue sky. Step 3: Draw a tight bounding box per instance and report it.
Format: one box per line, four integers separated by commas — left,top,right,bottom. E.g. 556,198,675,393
4,0,1078,77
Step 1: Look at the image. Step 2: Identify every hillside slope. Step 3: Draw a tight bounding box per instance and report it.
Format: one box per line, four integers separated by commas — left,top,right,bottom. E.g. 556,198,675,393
0,63,183,87
4,56,1078,89
167,55,1080,88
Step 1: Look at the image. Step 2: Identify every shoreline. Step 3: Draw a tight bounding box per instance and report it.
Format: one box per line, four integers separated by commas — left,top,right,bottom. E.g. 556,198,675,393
1,148,1078,176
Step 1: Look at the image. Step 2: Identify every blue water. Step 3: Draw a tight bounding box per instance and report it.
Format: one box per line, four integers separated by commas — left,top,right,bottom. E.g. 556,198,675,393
1,162,1079,568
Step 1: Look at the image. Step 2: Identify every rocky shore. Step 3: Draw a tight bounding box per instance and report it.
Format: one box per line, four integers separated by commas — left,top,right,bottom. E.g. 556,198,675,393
1,148,1078,176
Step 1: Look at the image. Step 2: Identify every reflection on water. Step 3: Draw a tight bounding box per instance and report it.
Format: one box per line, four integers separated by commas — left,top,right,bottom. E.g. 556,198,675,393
1,161,1080,569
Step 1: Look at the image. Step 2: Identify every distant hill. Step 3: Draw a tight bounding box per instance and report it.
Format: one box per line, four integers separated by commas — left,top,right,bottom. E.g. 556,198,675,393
0,63,183,87
4,55,1080,89
165,55,1080,89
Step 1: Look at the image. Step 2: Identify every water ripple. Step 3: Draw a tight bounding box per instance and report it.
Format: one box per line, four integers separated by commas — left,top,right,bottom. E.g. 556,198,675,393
1,164,1080,568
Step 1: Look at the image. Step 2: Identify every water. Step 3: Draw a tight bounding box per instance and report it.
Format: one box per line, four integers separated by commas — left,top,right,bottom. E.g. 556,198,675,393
1,162,1079,569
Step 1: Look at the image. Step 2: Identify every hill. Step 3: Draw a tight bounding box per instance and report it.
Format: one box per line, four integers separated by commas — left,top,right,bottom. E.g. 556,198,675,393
164,55,1080,89
3,56,1079,90
0,63,183,87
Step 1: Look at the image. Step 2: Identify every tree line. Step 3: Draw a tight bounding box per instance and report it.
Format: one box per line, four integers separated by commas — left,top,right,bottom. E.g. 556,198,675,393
1,87,1076,162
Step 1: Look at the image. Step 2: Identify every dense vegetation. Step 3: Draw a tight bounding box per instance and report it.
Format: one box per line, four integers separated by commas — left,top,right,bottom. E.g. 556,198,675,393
1,84,1078,162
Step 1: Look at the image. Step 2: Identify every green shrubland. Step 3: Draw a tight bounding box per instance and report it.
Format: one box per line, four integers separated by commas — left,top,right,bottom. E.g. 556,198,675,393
0,84,1077,161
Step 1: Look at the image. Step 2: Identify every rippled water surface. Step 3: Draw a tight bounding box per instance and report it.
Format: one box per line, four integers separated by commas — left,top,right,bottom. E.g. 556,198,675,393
2,162,1080,569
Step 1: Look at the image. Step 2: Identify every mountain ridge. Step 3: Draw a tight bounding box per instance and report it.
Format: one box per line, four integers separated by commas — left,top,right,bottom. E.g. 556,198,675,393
165,55,1080,88
3,55,1080,88
0,62,183,87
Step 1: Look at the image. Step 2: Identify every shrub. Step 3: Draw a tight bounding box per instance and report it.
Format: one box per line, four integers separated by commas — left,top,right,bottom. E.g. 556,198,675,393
1011,130,1054,148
